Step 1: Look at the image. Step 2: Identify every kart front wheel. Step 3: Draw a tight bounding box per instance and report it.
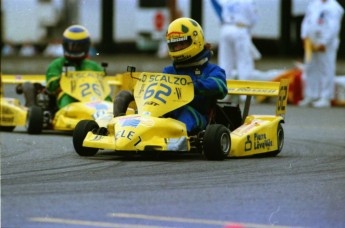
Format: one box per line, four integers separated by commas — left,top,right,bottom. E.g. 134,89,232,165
73,120,99,156
26,105,43,134
203,124,231,161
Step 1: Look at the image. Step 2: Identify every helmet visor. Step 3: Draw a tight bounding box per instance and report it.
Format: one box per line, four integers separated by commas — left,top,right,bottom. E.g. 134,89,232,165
167,36,192,52
63,39,90,58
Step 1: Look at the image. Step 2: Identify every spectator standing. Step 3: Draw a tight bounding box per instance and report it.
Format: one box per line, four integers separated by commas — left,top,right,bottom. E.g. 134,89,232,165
1,42,16,56
19,43,36,56
210,0,258,81
43,38,64,57
299,0,344,108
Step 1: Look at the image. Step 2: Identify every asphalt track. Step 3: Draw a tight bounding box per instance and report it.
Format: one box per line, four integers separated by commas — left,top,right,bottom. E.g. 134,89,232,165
2,55,345,228
1,81,345,228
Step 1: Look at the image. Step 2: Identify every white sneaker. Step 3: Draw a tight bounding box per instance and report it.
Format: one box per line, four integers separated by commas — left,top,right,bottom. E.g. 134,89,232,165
167,137,188,151
240,95,247,102
312,98,331,108
298,97,317,107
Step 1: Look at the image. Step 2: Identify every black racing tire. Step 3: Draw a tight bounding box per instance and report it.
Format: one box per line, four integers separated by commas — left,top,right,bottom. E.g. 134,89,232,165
203,124,231,161
26,106,43,134
267,123,284,157
73,120,99,156
0,126,15,132
113,90,134,117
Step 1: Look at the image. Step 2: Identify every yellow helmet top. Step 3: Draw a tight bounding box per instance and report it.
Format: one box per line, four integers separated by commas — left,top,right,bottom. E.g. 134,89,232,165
166,18,205,63
62,25,91,59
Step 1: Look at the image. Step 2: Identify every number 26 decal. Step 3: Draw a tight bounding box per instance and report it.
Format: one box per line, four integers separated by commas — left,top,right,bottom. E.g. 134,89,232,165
80,83,102,97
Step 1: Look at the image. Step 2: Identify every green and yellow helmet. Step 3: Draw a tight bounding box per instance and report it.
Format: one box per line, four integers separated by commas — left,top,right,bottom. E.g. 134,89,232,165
166,17,205,63
62,25,90,60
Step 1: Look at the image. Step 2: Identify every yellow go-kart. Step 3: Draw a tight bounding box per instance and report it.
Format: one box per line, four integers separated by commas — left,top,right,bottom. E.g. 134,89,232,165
73,68,289,160
0,75,29,132
1,68,118,134
28,71,114,134
0,97,27,132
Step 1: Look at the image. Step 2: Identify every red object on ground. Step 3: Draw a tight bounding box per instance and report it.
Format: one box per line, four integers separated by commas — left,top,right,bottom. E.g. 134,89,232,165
289,69,303,105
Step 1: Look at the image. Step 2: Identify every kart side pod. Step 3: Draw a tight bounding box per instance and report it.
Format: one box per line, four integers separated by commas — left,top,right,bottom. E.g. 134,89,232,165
226,79,289,157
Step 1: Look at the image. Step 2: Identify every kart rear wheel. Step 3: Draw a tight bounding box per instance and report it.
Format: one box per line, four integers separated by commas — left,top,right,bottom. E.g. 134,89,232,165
267,123,284,157
73,120,99,156
203,124,231,161
26,105,43,134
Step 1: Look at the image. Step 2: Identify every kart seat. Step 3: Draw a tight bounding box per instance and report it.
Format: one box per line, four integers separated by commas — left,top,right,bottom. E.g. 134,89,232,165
208,102,242,131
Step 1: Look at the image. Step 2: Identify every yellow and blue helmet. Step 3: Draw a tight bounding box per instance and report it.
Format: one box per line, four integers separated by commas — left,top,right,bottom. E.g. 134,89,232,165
62,25,90,60
166,17,205,63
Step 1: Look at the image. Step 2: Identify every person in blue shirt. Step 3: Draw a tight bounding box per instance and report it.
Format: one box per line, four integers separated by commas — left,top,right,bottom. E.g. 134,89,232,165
163,17,228,134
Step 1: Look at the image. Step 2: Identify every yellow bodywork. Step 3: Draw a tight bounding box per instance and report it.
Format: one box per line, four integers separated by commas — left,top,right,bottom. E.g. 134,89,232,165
1,74,46,84
0,97,27,128
82,72,194,151
1,72,126,100
1,71,121,131
1,75,28,130
230,115,283,157
78,72,289,156
53,71,114,131
51,101,113,131
226,78,289,157
83,115,189,151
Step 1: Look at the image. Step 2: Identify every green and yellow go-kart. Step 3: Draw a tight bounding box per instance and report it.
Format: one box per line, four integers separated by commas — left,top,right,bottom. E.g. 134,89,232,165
29,71,116,134
73,70,289,160
1,70,119,134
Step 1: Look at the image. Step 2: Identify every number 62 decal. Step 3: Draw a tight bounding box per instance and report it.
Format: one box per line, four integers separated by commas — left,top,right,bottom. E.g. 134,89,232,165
144,83,172,104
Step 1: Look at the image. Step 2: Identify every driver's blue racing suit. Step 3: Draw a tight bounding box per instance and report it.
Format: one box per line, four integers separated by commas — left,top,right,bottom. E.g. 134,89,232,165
163,49,227,134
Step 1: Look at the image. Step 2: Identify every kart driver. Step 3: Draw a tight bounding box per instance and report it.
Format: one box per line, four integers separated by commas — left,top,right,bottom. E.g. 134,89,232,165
46,25,111,109
163,17,228,134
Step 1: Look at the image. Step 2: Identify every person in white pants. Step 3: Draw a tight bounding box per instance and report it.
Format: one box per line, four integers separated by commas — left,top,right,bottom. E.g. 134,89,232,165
299,0,344,108
211,0,258,81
